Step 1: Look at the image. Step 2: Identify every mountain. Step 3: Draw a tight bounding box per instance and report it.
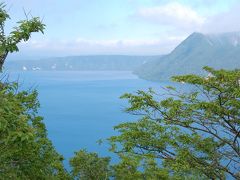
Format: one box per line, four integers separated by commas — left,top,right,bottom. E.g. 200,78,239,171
135,32,240,81
5,55,160,71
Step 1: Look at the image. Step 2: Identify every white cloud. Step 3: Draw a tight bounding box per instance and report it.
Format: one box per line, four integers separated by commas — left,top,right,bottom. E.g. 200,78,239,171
202,4,240,33
134,2,205,31
131,2,240,38
7,0,240,58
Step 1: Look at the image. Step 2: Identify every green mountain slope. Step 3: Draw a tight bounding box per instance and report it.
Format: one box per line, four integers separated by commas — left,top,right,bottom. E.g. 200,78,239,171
135,32,240,81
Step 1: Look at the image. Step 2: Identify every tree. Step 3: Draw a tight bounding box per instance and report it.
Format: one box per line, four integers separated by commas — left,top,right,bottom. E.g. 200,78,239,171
69,149,170,180
0,81,69,179
108,67,240,179
0,2,45,70
0,3,69,179
110,153,170,180
70,149,111,180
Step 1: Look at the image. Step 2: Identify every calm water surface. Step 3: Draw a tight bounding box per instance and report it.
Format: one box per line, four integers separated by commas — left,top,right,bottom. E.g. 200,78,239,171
7,71,175,166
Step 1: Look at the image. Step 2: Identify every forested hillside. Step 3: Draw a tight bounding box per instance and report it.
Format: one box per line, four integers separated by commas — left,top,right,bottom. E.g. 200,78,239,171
135,32,240,81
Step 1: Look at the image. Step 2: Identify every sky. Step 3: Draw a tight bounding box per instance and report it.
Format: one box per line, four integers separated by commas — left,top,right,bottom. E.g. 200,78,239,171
5,0,240,58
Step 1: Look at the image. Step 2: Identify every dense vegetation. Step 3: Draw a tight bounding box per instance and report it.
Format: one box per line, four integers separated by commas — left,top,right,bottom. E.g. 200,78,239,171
0,79,69,179
0,3,239,180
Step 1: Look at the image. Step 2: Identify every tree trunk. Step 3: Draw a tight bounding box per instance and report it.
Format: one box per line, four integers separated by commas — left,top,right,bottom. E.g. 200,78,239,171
0,51,8,71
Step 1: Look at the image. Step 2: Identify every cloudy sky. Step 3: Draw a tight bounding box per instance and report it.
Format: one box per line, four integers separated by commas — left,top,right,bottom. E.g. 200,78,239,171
6,0,240,58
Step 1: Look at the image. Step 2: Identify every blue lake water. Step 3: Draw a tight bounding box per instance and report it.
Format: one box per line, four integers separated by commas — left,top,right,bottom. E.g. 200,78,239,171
7,71,174,167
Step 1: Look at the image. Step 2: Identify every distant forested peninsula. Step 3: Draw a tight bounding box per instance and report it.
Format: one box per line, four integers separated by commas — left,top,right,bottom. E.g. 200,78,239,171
5,32,240,83
5,55,160,71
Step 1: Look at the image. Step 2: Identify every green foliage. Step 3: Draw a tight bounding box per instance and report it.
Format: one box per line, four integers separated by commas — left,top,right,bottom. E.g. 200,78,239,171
69,149,170,180
108,67,240,179
5,17,45,52
110,154,170,180
0,2,45,70
70,149,110,180
0,3,68,178
0,81,69,179
111,154,143,180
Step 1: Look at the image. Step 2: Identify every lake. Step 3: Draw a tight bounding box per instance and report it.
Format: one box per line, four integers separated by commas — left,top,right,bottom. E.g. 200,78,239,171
7,71,172,167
